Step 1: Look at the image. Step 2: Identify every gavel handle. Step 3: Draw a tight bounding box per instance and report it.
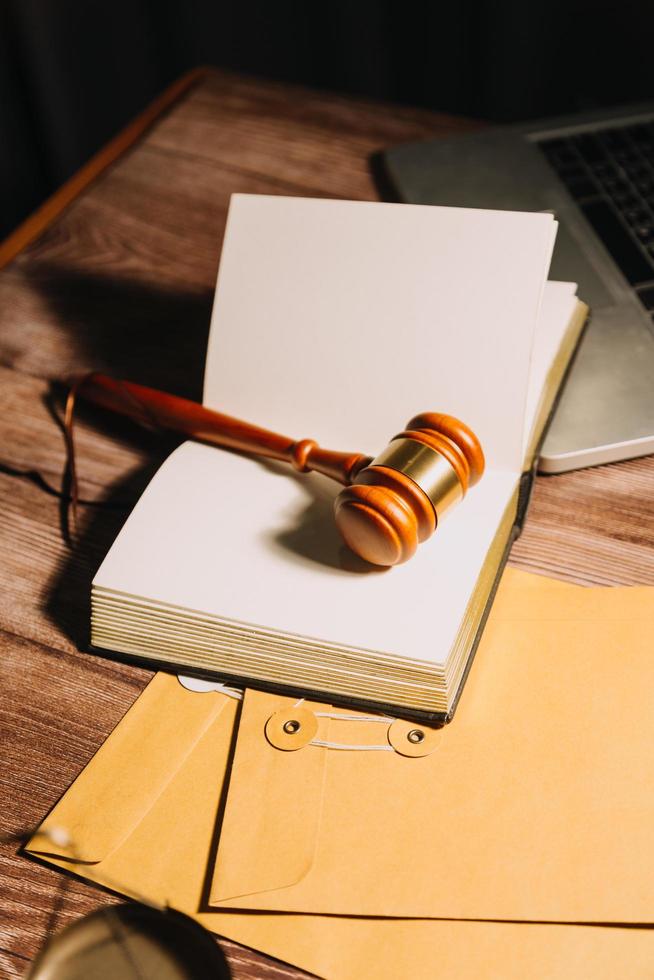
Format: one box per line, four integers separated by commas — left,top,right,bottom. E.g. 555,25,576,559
69,373,371,486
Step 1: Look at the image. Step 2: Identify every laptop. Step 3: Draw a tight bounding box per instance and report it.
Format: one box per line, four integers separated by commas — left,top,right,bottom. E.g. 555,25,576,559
382,104,654,472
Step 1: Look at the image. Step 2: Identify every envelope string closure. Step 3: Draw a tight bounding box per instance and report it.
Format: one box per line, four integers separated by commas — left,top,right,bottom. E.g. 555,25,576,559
266,700,442,758
310,710,395,753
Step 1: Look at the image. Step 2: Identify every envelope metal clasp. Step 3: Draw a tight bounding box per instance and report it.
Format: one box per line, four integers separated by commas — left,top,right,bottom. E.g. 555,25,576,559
265,705,319,750
387,719,442,757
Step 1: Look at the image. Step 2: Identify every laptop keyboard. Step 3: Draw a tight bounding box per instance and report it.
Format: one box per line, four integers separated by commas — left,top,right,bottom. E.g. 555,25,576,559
540,122,654,313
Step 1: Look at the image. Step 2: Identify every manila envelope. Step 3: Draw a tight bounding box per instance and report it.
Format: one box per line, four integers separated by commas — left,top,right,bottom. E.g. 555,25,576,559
209,580,654,922
26,672,654,980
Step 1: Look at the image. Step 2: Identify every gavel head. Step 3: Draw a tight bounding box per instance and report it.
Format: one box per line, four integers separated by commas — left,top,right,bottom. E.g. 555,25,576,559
333,413,484,567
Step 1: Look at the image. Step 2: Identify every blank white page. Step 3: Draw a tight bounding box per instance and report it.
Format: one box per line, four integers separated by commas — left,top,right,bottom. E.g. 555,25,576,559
93,441,517,668
523,280,578,456
94,197,559,674
203,196,556,473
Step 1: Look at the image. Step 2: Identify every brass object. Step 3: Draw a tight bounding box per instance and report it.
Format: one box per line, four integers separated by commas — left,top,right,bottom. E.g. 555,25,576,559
369,437,463,515
387,718,442,757
265,705,318,750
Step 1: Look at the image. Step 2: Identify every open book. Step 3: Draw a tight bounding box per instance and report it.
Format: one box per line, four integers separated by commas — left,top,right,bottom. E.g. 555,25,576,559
91,195,587,722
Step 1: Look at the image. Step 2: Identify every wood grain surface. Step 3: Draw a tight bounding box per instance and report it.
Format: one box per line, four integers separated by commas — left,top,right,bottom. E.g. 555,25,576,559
1,67,653,979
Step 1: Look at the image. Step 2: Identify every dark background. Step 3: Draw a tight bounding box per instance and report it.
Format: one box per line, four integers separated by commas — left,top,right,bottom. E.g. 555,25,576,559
2,0,654,240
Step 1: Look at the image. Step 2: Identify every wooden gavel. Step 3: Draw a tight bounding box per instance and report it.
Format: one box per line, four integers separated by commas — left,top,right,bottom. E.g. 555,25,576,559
68,373,485,567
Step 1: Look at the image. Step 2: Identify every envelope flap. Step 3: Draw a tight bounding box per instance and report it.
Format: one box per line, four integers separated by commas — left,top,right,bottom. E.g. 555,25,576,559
210,689,331,903
27,674,230,863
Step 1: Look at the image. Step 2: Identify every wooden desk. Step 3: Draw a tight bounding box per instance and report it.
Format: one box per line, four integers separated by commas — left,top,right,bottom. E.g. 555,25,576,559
1,68,653,979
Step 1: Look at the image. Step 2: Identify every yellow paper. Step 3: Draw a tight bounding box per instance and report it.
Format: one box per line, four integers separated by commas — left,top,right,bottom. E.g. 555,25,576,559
210,578,654,921
26,672,654,980
26,570,654,978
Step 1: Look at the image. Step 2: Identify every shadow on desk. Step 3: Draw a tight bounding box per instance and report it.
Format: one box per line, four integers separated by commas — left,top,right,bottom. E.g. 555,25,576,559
43,446,166,652
30,263,214,650
25,261,214,399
